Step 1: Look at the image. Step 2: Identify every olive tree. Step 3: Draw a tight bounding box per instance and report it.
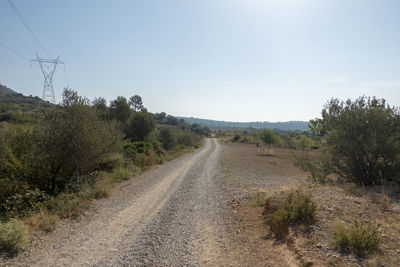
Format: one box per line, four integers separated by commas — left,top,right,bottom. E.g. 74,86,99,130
260,128,277,155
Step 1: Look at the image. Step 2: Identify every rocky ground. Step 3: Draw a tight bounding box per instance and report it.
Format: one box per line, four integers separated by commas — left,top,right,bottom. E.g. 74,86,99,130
218,142,400,267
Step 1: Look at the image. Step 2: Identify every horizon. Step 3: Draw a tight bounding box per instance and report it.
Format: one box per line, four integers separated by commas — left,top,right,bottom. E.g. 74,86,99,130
1,0,400,122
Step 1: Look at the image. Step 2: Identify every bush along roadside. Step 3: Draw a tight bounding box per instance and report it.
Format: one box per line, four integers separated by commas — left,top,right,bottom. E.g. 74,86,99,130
0,89,205,255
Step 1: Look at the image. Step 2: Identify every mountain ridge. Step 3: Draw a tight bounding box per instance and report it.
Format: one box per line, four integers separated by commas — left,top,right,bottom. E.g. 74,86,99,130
177,116,309,131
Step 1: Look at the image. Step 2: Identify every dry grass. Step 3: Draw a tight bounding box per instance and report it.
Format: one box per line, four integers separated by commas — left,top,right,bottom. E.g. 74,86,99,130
25,209,60,233
91,179,111,199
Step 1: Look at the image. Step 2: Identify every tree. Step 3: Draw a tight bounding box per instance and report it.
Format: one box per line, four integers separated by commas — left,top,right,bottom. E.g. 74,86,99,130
129,95,143,112
154,112,166,123
39,90,124,194
110,96,132,124
125,111,156,141
311,96,400,185
260,128,277,155
92,97,109,120
296,135,314,150
159,127,176,150
166,115,179,125
62,88,89,106
0,89,124,194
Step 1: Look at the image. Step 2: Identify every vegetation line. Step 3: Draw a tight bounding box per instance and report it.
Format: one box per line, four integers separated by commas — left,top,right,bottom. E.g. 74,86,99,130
0,86,210,255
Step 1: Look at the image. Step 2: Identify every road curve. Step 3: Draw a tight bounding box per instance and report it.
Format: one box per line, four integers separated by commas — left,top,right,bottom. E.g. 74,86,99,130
3,138,226,266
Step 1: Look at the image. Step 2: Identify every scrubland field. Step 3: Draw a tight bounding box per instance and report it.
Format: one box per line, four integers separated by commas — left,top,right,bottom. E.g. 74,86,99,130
219,142,400,266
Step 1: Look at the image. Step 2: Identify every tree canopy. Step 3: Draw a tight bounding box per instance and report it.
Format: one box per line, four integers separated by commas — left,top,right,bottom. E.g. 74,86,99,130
311,96,400,185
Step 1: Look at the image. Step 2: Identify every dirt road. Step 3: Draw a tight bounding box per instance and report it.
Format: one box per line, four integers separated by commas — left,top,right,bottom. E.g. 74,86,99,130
3,138,229,266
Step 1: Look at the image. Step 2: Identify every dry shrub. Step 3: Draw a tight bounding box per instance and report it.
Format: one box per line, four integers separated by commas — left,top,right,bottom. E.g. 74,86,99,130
332,220,380,257
109,167,133,182
0,219,30,254
25,209,59,233
91,178,111,199
344,184,365,197
44,193,91,219
371,193,391,211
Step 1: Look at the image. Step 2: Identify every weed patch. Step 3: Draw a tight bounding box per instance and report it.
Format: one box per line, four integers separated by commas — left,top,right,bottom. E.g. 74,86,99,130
0,219,30,254
25,209,59,233
263,191,317,238
332,220,380,257
91,178,112,199
43,193,91,219
106,167,134,182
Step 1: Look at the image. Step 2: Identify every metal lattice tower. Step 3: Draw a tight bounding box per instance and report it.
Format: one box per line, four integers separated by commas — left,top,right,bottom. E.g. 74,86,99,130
31,54,64,103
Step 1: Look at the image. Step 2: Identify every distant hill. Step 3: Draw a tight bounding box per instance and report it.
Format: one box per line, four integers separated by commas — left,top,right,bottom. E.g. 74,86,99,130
0,84,17,95
0,84,51,123
0,84,50,109
178,117,309,131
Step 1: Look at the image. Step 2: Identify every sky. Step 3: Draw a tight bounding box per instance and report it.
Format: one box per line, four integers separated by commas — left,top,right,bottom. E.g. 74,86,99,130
1,0,400,122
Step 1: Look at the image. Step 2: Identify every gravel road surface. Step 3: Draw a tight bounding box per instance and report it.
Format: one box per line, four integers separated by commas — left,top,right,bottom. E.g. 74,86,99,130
3,138,229,266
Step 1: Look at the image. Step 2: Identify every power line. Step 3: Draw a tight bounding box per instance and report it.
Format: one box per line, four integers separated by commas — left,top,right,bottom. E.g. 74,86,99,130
0,56,30,67
0,41,30,61
7,0,52,59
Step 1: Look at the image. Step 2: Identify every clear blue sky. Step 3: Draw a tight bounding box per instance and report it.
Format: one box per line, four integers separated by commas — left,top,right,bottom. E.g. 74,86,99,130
1,0,400,122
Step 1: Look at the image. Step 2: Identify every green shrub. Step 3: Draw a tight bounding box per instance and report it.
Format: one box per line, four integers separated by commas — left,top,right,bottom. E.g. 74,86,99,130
0,179,48,219
0,89,124,195
125,111,155,141
0,219,30,253
124,142,152,157
310,97,400,185
111,167,133,181
294,152,333,184
231,132,241,142
101,167,133,183
177,132,199,147
294,135,315,150
272,191,317,225
264,191,317,238
98,153,124,171
332,221,380,257
158,127,176,150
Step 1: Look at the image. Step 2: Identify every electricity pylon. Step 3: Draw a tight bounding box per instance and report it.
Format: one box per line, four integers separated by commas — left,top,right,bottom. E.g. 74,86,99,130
31,54,64,103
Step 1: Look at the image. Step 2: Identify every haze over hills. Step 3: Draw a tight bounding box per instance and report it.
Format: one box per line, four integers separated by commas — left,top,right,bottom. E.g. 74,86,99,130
177,117,309,131
0,84,309,131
